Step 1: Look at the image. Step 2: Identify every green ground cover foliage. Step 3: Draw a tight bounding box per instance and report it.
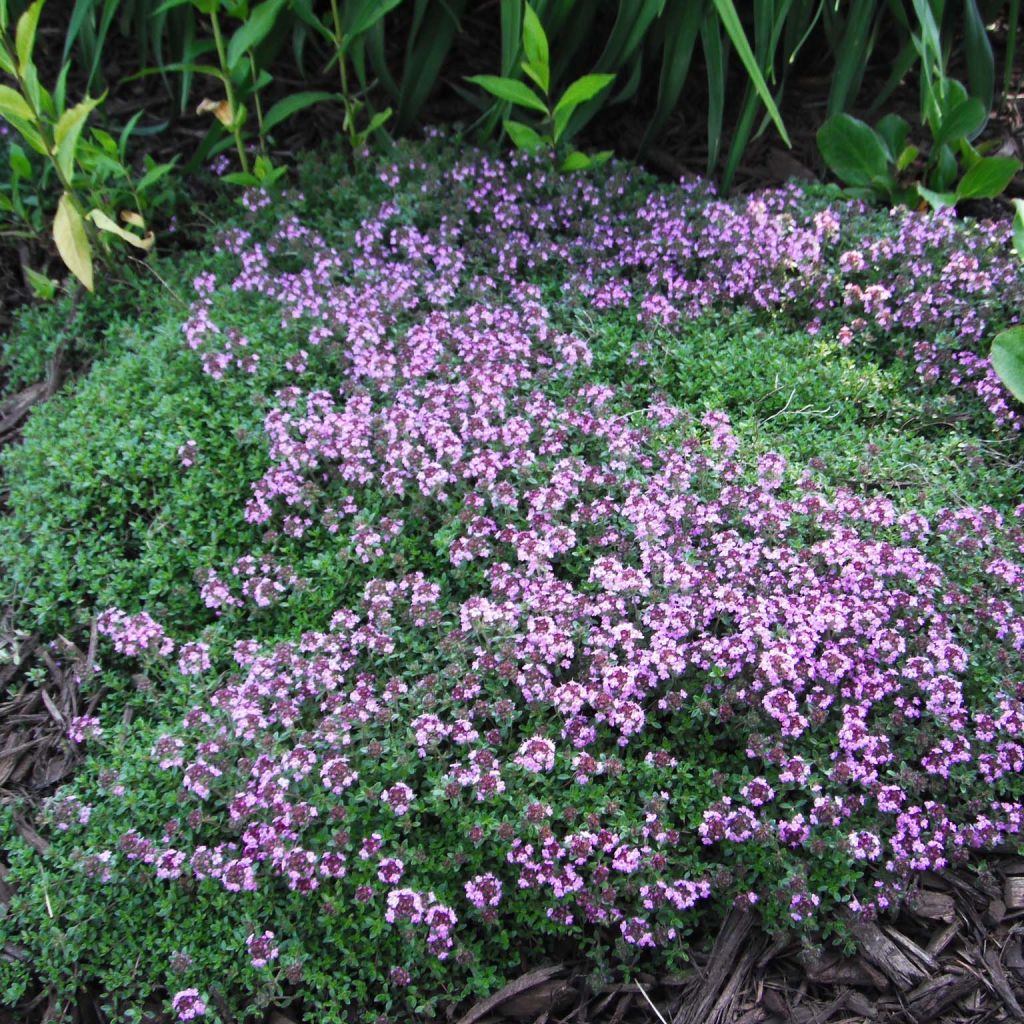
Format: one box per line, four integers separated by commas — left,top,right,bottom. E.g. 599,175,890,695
0,139,1023,1022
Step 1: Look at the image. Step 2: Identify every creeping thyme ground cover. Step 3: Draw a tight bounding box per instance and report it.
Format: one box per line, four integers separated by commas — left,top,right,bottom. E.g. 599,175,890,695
3,138,1024,1021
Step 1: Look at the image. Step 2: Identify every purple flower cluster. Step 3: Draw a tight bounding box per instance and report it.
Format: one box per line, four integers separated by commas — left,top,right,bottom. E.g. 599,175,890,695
64,147,1024,1005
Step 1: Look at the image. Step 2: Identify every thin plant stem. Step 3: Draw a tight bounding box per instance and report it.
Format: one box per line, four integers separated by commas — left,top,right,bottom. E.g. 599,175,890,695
209,8,250,174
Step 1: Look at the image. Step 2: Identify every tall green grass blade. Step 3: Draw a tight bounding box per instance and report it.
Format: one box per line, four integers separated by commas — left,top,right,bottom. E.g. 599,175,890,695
711,0,791,145
702,8,726,175
1006,0,1019,95
640,0,703,150
396,0,466,131
962,0,994,109
827,0,879,115
500,0,522,75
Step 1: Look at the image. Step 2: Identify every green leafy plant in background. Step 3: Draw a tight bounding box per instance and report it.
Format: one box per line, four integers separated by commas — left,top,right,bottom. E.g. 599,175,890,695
289,0,397,152
468,2,615,171
0,0,171,291
990,200,1024,402
817,0,1020,209
151,0,355,186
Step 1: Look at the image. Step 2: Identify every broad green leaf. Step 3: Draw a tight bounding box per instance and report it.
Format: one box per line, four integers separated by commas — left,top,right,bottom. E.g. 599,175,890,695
552,73,615,140
955,156,1022,200
521,2,548,94
816,114,890,188
465,75,547,113
916,185,956,210
992,326,1024,403
54,95,102,181
53,192,93,292
874,113,910,162
0,45,14,76
262,90,338,133
935,96,986,147
86,208,155,250
521,59,547,95
15,0,43,73
553,73,616,117
226,0,287,71
503,118,544,152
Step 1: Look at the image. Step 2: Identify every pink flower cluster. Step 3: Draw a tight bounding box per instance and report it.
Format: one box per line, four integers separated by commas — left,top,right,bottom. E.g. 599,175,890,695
68,146,1024,999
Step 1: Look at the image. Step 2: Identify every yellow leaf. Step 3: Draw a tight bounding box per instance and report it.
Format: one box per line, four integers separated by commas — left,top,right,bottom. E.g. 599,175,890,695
87,209,155,250
197,97,234,128
120,210,145,228
53,193,93,292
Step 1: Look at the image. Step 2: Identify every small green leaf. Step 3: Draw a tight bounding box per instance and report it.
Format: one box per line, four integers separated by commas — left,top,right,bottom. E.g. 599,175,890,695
955,156,1021,200
54,95,103,181
992,326,1024,403
53,192,93,292
9,143,32,179
0,84,34,124
521,2,549,94
346,0,403,37
935,96,986,147
1012,198,1024,260
362,107,392,136
262,90,338,133
221,171,260,186
559,150,591,172
916,185,956,210
503,119,544,152
15,0,43,73
932,143,958,190
24,265,57,299
874,114,910,162
553,73,616,118
521,59,547,95
465,75,548,114
896,145,919,173
816,114,890,188
226,0,287,72
153,0,192,14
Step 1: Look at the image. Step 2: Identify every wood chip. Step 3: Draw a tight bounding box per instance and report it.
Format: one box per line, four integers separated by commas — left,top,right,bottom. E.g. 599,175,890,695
906,972,978,1024
502,981,576,1021
851,922,929,991
982,949,1024,1018
1005,876,1024,911
844,992,877,1019
906,889,955,922
925,920,960,958
880,924,938,972
455,966,564,1024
